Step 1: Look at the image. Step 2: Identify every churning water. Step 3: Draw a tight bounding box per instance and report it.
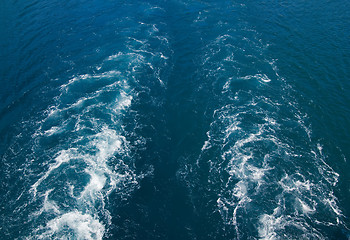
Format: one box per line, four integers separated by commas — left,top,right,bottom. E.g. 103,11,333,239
1,0,349,239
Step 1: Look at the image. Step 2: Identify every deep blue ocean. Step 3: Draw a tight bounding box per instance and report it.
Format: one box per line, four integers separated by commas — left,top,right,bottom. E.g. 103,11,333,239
1,0,350,239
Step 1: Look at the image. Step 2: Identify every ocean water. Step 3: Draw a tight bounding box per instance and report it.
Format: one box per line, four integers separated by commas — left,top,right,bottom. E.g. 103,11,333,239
0,0,350,239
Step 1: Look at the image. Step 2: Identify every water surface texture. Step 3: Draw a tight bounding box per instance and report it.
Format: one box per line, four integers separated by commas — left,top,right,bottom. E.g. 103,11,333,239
1,0,349,239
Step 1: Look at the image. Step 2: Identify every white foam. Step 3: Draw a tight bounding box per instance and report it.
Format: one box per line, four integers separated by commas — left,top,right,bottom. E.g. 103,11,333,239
44,126,61,136
31,149,77,198
298,198,316,214
36,211,105,240
27,19,171,239
30,189,61,218
196,91,345,239
107,52,124,61
30,75,134,239
258,213,283,240
239,73,271,83
324,195,343,217
258,170,342,239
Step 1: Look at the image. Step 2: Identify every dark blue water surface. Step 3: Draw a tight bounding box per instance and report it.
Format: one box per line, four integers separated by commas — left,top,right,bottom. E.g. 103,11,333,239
1,0,350,239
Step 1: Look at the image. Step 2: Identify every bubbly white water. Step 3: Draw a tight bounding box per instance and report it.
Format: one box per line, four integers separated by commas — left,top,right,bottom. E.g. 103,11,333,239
198,91,344,239
28,70,134,239
178,16,346,238
24,13,172,238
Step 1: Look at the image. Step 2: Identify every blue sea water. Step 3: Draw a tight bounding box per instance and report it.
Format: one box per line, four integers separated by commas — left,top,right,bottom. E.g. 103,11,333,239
1,0,350,239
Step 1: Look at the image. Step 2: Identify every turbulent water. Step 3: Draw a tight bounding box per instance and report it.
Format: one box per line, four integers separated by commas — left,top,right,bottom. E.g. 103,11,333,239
1,0,350,239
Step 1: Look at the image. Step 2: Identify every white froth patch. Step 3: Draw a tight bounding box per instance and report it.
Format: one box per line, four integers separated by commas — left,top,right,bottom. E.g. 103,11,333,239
30,79,135,239
260,170,342,238
42,190,61,215
208,109,275,230
28,25,171,239
239,73,271,83
79,172,106,202
39,211,104,240
30,189,61,218
257,204,325,240
201,140,211,151
192,22,346,237
324,197,343,217
298,198,316,214
44,126,61,136
232,181,247,199
114,92,132,112
201,130,212,151
60,70,122,92
223,79,231,90
199,91,345,239
278,174,315,193
75,127,129,203
248,165,266,181
31,126,132,239
31,149,77,198
258,213,281,240
107,52,124,61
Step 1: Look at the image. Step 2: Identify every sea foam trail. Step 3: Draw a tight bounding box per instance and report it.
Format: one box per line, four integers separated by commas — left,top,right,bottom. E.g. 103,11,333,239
201,94,344,239
176,2,346,238
196,46,344,239
28,68,136,240
24,13,170,238
0,1,171,238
